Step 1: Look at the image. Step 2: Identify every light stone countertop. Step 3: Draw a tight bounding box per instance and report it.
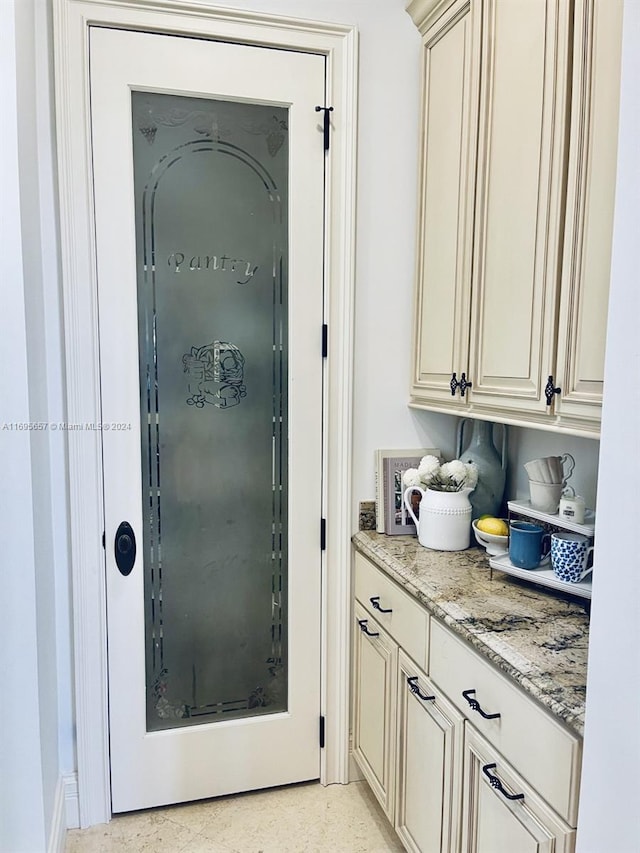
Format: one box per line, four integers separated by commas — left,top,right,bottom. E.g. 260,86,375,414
352,531,589,737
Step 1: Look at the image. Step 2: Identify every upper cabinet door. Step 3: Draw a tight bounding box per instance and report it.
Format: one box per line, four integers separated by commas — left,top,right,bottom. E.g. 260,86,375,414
407,0,622,436
468,0,571,415
410,0,480,409
554,0,624,427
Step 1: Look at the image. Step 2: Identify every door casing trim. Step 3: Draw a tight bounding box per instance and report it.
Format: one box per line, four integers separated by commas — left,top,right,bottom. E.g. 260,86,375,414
53,0,357,826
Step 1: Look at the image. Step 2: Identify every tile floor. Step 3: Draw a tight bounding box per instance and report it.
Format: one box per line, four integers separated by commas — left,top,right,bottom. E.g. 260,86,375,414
65,780,405,852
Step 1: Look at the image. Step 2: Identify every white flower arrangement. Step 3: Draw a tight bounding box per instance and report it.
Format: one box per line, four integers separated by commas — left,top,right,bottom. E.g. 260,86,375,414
402,454,478,493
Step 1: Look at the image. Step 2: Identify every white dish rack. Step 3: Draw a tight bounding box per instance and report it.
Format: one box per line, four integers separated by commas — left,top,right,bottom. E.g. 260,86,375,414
507,499,595,538
488,552,592,600
485,499,596,599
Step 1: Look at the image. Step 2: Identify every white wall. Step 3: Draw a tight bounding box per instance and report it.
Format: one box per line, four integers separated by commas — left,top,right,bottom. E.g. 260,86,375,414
32,0,76,783
505,426,600,511
576,2,640,850
2,0,636,847
1,0,72,849
1,3,50,849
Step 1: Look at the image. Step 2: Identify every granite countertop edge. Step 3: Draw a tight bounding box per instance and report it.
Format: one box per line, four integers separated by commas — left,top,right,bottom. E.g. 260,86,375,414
352,531,588,737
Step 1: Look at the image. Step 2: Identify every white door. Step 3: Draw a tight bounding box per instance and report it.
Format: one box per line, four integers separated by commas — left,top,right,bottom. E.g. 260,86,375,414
90,26,326,813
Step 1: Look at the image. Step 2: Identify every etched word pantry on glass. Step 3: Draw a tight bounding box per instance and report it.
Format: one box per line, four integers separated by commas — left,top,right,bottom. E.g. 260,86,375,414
132,92,289,731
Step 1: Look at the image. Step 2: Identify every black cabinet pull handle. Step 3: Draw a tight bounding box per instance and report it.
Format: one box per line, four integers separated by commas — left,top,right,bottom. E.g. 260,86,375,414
544,375,561,406
450,373,460,396
370,596,392,613
358,619,379,637
459,372,473,397
114,521,136,576
407,676,435,702
462,689,501,719
482,763,524,801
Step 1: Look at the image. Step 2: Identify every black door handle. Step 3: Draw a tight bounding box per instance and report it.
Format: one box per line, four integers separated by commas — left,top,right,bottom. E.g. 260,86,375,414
407,676,435,702
482,764,524,801
358,619,379,637
115,521,136,576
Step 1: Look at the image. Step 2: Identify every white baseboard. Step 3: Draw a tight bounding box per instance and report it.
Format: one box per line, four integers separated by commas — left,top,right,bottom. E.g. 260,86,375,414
63,773,80,829
48,776,67,853
47,773,80,851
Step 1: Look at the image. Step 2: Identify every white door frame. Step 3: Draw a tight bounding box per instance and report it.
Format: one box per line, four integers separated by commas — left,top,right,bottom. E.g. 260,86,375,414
53,0,357,827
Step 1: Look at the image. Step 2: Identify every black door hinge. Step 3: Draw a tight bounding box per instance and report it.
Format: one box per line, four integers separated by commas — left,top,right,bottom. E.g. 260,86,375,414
322,324,328,358
102,531,105,549
315,105,333,151
320,518,327,551
319,715,326,748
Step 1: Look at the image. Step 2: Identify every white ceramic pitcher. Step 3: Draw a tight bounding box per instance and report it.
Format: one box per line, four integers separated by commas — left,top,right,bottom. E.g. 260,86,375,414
403,486,473,551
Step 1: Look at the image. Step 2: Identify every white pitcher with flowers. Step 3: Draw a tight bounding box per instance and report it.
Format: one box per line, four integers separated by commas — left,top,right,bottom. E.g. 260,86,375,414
403,455,478,551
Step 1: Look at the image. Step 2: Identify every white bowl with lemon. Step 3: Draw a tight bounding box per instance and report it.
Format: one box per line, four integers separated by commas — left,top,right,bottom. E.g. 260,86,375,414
472,516,509,556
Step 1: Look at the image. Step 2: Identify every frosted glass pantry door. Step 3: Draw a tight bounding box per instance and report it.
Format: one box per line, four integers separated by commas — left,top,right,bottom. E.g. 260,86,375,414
90,26,325,813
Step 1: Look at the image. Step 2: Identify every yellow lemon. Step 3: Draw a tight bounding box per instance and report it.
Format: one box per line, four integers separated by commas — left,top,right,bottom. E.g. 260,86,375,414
476,517,508,537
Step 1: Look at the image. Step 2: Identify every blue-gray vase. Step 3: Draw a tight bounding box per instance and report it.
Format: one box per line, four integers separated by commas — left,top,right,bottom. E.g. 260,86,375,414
456,419,507,520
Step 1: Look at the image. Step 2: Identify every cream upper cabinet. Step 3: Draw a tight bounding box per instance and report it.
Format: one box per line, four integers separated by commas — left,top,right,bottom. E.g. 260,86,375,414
467,0,570,417
407,0,623,438
409,0,479,406
554,0,624,426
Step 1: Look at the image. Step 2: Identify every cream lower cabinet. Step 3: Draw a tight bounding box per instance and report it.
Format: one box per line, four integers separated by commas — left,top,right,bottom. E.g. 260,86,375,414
396,651,463,853
352,605,463,852
461,727,575,853
353,600,398,819
352,551,582,853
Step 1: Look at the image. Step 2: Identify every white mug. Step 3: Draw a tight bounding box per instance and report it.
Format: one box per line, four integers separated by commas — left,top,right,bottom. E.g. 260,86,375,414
559,492,586,525
528,480,565,514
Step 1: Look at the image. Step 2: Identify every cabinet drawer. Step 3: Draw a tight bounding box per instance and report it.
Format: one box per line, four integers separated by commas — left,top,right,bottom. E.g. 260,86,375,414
354,553,428,669
429,619,581,825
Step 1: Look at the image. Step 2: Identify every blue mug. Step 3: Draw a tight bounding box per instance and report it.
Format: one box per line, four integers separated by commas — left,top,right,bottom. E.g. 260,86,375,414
509,521,550,569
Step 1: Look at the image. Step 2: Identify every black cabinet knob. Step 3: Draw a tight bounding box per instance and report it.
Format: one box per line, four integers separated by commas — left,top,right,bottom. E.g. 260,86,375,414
114,522,136,576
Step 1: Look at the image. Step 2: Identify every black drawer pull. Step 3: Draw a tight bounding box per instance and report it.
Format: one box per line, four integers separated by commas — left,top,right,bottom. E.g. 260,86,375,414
358,619,379,637
482,763,524,801
462,689,501,719
370,596,392,613
407,676,435,702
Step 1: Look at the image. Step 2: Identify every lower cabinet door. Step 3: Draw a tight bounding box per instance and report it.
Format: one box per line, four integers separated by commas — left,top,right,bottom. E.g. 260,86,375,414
396,651,463,853
353,601,398,819
461,726,576,853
